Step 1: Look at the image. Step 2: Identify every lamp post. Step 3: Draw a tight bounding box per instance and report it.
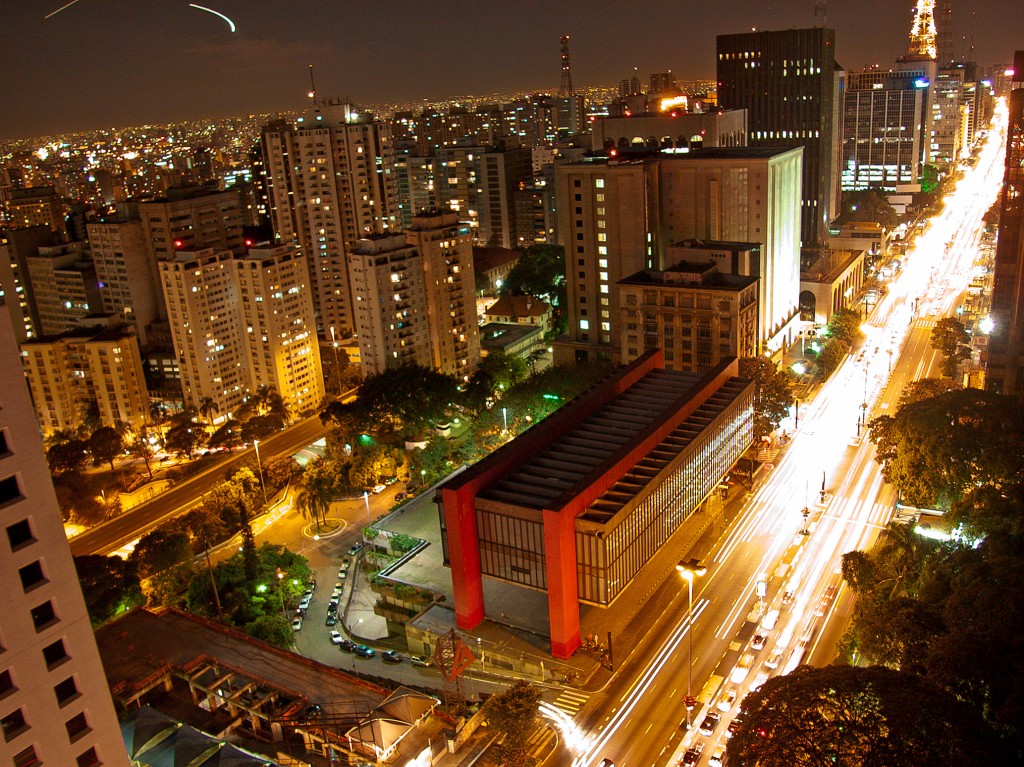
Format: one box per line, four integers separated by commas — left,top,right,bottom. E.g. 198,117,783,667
501,406,508,433
676,559,707,729
329,326,341,392
253,439,268,505
363,491,371,524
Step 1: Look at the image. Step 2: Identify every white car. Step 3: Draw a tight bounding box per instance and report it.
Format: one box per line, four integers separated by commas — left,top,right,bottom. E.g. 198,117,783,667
765,648,784,669
717,688,737,713
708,746,726,767
731,653,754,684
298,596,311,610
372,484,386,494
329,630,344,645
291,617,302,631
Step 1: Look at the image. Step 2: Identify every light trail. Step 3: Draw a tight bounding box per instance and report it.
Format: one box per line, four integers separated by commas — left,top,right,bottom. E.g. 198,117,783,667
44,0,84,19
189,3,237,32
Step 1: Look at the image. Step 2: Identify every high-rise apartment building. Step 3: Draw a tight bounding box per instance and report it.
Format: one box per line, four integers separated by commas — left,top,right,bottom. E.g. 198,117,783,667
1,186,65,234
0,225,52,343
406,211,480,379
87,211,162,346
395,153,439,231
717,27,841,245
21,322,149,436
0,306,131,767
25,242,99,336
236,245,324,416
986,53,1024,398
261,101,400,338
932,65,969,166
159,248,248,418
348,233,431,376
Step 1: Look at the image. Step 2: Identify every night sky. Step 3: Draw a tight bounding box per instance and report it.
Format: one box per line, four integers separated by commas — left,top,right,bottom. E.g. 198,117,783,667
2,0,1021,140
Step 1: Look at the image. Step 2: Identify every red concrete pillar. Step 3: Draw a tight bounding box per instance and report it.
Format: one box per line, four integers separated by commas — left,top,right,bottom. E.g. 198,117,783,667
543,507,581,659
441,486,485,628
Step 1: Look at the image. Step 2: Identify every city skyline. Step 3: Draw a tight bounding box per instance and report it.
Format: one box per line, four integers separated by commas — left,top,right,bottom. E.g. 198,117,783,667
3,0,1021,140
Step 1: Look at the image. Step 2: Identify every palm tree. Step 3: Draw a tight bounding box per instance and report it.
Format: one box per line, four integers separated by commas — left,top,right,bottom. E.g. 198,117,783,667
294,459,334,530
199,397,219,429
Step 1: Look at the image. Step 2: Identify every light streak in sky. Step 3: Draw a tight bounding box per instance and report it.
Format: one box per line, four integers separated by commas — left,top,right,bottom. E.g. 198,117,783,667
44,0,84,19
188,3,237,32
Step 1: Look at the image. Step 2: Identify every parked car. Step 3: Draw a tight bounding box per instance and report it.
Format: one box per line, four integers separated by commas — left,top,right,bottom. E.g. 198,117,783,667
681,741,704,765
291,617,302,631
331,587,342,599
727,715,744,738
699,711,721,736
347,542,364,556
329,631,344,645
410,655,432,668
338,570,348,581
353,644,375,658
298,596,312,611
326,602,338,614
338,639,357,653
394,492,407,502
381,650,403,664
371,484,387,494
324,614,337,627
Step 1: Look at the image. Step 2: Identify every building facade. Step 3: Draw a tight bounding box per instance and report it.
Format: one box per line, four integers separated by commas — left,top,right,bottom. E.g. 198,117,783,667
25,242,99,336
717,27,841,245
986,53,1024,398
618,262,758,372
261,101,400,338
438,352,753,658
0,305,131,767
21,323,150,436
235,245,324,417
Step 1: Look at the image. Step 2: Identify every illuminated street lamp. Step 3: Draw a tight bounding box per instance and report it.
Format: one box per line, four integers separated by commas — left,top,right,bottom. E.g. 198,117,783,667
329,326,341,391
676,559,707,728
502,406,508,433
253,439,268,505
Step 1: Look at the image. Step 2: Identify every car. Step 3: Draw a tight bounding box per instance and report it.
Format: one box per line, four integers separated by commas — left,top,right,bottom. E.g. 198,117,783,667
708,745,726,767
698,711,720,736
353,644,375,658
347,542,364,556
331,585,343,596
324,614,337,627
731,653,754,683
598,760,616,767
338,639,357,653
727,716,744,738
765,648,784,669
294,607,307,618
338,570,348,581
750,672,769,693
717,688,737,713
395,492,407,502
760,609,779,631
291,617,302,631
381,650,403,664
329,631,344,645
781,589,795,606
371,484,386,494
307,578,316,591
301,589,313,601
340,557,351,568
326,602,338,614
410,655,432,668
298,596,312,610
751,633,767,651
681,741,704,765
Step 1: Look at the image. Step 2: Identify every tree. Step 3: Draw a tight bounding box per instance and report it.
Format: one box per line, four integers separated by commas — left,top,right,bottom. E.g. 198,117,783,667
295,459,335,529
739,357,794,440
463,352,529,415
825,307,864,347
198,396,219,428
129,526,193,579
73,554,144,625
46,438,89,476
931,317,971,378
815,339,846,378
88,426,123,470
834,190,899,228
126,427,154,480
868,389,1024,508
500,245,565,305
245,614,293,649
356,364,460,440
727,665,1002,767
484,680,542,767
240,412,286,444
207,418,243,451
898,377,958,410
182,507,229,551
164,421,204,459
348,445,402,489
263,455,303,496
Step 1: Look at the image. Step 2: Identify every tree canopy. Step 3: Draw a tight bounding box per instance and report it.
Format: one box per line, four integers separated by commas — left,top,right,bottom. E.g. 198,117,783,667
834,190,899,229
483,680,541,767
342,364,459,440
739,357,794,439
868,388,1024,508
825,307,865,347
73,554,144,625
88,426,123,470
499,245,565,306
727,665,1003,767
930,317,971,377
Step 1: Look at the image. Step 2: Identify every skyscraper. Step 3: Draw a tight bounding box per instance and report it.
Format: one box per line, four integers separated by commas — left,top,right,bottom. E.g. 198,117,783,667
717,27,841,245
0,305,130,767
261,101,400,338
986,52,1024,398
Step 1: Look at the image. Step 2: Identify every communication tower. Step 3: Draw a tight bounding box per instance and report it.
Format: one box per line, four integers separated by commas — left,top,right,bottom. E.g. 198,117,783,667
908,0,938,61
559,35,574,98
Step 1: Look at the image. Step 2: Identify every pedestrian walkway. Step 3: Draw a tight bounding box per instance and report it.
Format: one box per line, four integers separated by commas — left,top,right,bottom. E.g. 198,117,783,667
549,688,589,716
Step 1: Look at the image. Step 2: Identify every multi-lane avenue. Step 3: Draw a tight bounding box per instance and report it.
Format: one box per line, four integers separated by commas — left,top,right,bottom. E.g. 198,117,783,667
568,101,1008,767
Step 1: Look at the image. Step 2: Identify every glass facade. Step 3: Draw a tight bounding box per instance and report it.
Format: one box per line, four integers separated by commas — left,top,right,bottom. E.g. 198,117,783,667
476,508,547,590
575,385,753,605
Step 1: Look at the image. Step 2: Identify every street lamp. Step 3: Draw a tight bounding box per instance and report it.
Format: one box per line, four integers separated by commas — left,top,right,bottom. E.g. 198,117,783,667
253,439,268,506
676,559,707,729
329,326,341,391
501,406,508,432
363,490,371,524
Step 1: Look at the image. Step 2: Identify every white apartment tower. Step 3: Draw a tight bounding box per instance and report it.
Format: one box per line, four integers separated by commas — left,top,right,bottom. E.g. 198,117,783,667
236,245,324,416
261,101,400,339
406,211,480,379
87,215,161,345
0,305,130,767
159,248,248,419
348,233,431,376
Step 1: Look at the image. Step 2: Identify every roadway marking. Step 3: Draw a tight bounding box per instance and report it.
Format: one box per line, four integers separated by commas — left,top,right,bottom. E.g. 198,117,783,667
551,689,590,716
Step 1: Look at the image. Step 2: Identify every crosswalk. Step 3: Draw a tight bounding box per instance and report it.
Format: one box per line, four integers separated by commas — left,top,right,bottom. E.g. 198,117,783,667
550,688,589,716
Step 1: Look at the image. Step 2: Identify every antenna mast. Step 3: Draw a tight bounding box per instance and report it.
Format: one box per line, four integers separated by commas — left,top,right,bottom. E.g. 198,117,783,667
813,0,827,27
559,35,574,98
307,64,317,104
